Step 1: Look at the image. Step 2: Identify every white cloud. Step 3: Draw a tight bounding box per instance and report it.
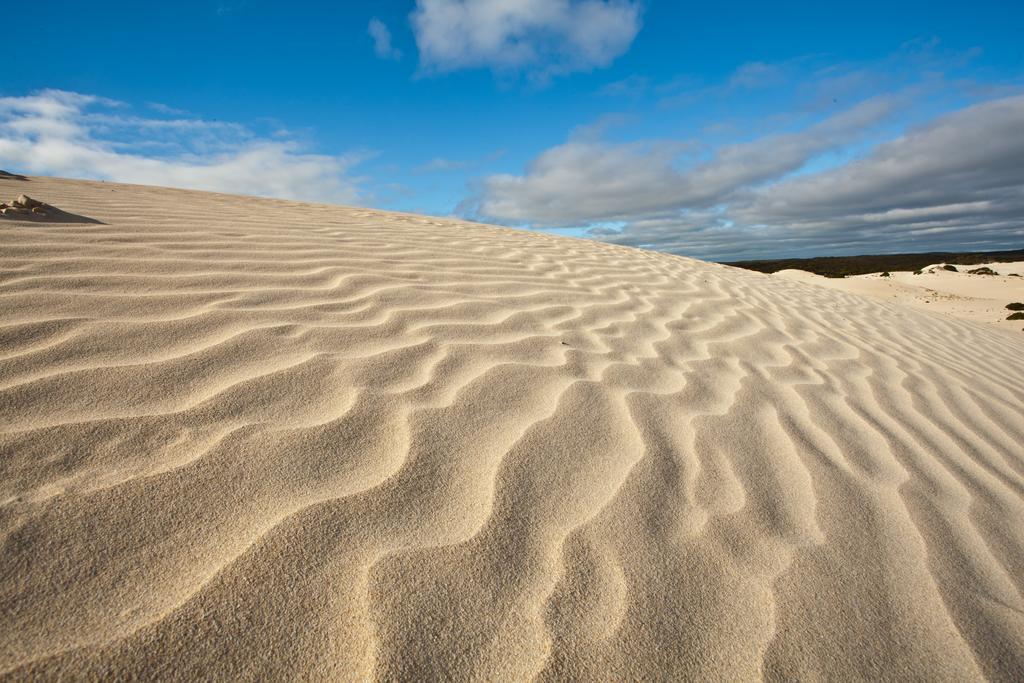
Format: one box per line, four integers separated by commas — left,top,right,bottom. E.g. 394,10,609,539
368,18,402,60
0,89,367,204
415,157,475,173
598,74,650,97
727,61,787,90
410,0,642,80
146,102,189,116
413,148,505,174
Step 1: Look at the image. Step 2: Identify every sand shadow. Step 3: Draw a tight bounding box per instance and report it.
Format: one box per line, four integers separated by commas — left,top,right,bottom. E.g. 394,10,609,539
0,170,28,181
0,207,105,225
1,193,105,225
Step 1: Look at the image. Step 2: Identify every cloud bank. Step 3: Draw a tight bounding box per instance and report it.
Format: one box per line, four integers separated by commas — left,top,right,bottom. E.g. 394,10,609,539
469,93,1024,260
477,96,902,225
0,90,367,204
410,0,642,80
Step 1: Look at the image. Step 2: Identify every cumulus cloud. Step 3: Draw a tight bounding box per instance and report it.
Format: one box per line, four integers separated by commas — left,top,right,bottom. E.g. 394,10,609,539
368,18,402,60
468,94,1024,260
0,89,367,204
410,0,642,80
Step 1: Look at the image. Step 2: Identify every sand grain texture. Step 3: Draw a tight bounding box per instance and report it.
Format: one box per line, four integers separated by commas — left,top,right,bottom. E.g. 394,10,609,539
1,176,1023,681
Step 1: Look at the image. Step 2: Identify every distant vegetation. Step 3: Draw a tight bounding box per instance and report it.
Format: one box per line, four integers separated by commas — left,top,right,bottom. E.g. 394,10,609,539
726,248,1024,278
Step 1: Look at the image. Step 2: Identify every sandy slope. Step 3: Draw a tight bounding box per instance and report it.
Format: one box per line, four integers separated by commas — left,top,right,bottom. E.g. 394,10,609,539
776,265,1024,334
1,175,1023,681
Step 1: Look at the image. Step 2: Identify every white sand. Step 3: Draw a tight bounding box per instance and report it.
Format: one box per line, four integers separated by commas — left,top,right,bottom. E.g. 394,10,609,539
776,264,1024,334
1,175,1023,680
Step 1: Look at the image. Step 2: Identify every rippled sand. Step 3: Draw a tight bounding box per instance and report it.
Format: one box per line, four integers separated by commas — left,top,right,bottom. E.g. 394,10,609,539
775,264,1024,334
1,175,1023,680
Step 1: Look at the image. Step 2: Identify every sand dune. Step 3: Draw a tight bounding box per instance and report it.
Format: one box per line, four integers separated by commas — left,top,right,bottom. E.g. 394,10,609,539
1,175,1023,681
776,265,1024,334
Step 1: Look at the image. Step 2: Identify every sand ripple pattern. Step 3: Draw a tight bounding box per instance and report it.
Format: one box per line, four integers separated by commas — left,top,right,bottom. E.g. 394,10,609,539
1,177,1023,681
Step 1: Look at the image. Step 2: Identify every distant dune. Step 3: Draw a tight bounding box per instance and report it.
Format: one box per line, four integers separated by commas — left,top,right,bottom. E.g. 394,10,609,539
776,263,1024,334
1,175,1023,680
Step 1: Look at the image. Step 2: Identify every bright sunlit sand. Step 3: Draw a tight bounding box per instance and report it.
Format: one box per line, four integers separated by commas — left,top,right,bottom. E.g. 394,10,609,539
2,175,1023,680
775,263,1024,334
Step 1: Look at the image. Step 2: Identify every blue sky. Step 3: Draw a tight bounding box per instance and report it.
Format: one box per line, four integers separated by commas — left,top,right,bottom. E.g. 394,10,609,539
2,0,1022,260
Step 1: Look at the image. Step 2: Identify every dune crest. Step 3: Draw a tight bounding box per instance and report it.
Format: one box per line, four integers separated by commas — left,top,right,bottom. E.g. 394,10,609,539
1,176,1023,680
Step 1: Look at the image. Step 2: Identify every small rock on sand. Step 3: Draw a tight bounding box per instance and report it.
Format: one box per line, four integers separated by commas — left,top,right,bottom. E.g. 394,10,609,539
13,194,43,209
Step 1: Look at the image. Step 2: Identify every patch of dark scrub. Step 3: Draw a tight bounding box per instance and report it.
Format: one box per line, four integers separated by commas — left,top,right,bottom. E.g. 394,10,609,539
726,248,1024,277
